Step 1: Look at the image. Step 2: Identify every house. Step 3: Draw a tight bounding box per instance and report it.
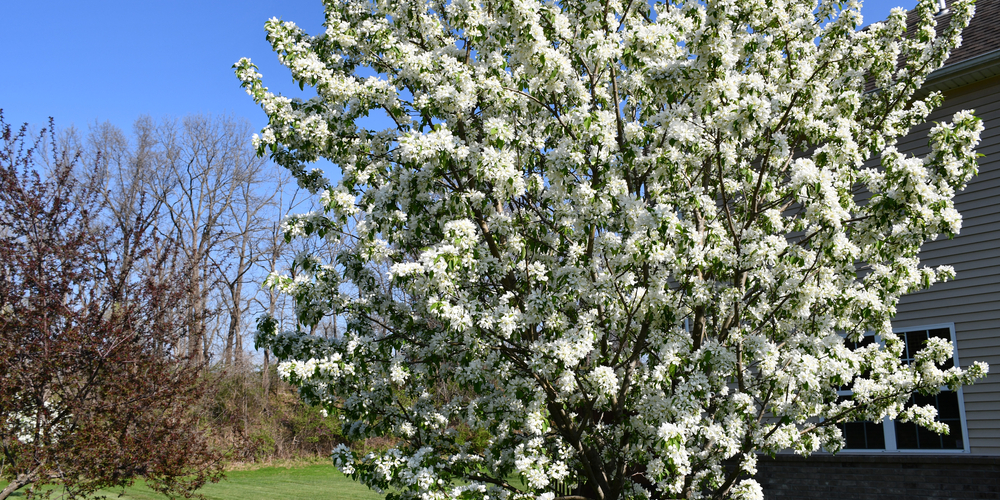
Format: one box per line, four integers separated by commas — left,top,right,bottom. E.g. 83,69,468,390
756,0,1000,497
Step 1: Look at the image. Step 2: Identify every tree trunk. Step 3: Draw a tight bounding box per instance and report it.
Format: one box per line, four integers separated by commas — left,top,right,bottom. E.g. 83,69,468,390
187,262,205,364
262,347,271,413
224,276,245,367
235,323,244,367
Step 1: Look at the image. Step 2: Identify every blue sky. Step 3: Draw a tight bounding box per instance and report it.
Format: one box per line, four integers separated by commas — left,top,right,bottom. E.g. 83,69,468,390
1,0,917,136
1,0,326,133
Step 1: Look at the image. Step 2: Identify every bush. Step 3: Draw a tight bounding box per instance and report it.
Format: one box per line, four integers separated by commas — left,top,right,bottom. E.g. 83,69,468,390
202,366,350,463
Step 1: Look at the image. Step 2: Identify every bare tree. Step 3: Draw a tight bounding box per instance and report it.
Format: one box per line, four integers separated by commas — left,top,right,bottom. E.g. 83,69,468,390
85,114,290,368
249,177,310,393
215,145,279,368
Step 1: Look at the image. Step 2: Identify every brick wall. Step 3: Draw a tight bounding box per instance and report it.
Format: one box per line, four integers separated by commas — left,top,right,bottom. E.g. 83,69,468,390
756,454,1000,499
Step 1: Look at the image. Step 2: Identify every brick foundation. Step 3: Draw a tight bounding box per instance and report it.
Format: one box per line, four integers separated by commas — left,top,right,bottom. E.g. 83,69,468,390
756,454,1000,499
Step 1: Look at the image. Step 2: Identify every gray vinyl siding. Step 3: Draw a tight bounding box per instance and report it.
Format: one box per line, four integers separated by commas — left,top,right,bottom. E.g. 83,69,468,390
892,73,1000,455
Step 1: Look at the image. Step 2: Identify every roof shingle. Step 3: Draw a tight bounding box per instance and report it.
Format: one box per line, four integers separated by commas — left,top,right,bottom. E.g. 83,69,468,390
907,0,1000,67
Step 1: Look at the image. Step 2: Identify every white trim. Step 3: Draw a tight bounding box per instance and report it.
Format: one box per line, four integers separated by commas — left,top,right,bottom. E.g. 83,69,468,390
833,447,969,454
937,322,974,453
885,415,897,451
957,387,971,452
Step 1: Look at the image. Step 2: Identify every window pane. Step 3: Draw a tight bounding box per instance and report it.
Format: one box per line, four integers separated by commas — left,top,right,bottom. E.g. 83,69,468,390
841,420,885,449
938,391,961,419
899,330,926,364
845,334,876,350
928,328,951,341
916,421,944,449
838,392,886,450
899,328,954,369
938,391,964,449
928,328,954,369
895,421,920,449
939,426,962,450
895,391,964,450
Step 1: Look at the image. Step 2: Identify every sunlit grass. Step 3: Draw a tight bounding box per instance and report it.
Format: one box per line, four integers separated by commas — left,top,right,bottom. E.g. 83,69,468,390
0,464,385,500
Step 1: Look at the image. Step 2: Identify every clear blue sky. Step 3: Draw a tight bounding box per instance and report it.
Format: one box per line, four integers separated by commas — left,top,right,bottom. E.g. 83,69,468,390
1,0,326,133
1,0,917,136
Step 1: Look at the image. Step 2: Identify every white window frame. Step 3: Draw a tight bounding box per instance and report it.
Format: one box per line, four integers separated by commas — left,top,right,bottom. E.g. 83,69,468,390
836,322,971,454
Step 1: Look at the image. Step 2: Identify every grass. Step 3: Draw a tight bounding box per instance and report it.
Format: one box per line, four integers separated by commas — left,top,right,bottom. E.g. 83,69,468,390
0,464,385,500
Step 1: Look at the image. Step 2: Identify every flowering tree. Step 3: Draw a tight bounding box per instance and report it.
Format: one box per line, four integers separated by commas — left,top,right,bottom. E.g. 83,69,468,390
237,0,989,498
0,115,224,499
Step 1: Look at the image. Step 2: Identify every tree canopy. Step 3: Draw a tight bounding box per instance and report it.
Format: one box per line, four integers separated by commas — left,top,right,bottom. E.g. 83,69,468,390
238,0,989,498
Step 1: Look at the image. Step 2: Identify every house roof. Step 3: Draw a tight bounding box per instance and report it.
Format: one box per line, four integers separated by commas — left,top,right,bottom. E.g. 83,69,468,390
902,0,1000,91
913,0,1000,67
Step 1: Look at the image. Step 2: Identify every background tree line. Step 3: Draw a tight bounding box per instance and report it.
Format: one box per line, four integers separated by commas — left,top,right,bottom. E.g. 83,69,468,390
0,111,361,499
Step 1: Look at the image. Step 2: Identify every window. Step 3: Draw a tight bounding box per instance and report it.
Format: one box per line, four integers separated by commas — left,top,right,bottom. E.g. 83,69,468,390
838,324,970,452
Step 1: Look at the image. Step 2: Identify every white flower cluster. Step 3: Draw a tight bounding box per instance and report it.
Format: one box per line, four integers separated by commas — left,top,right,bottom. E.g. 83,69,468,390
242,0,988,498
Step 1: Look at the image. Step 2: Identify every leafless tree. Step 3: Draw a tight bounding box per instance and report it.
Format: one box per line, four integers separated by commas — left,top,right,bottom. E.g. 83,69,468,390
87,115,276,367
214,146,283,368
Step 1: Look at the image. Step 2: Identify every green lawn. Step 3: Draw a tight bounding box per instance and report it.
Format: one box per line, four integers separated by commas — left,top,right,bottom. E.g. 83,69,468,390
0,464,385,500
